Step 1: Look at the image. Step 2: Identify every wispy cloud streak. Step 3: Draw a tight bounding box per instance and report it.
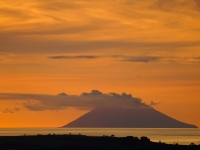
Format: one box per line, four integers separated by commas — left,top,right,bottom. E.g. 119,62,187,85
0,52,12,61
48,55,101,59
122,56,161,63
1,107,20,114
48,54,200,64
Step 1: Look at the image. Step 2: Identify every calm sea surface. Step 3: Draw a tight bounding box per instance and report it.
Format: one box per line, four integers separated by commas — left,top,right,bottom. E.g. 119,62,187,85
0,128,199,145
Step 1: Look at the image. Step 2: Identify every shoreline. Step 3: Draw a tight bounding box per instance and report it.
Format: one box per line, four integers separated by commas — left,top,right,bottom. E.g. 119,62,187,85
0,128,199,145
0,134,199,150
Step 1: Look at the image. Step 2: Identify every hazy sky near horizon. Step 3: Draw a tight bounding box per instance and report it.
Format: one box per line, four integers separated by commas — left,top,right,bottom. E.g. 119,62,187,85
0,0,200,127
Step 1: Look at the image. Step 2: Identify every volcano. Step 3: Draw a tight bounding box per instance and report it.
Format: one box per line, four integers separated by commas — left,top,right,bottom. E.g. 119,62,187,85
62,107,197,128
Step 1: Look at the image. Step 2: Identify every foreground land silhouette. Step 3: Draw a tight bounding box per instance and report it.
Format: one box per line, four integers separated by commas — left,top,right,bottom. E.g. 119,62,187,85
0,134,199,150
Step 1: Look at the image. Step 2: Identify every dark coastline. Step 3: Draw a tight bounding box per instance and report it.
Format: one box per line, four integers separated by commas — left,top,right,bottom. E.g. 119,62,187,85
0,134,199,150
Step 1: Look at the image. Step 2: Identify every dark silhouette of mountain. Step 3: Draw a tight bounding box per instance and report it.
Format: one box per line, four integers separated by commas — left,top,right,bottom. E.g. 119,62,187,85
63,107,197,128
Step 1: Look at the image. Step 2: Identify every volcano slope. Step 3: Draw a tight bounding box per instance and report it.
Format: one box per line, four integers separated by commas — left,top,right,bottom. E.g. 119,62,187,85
63,107,197,128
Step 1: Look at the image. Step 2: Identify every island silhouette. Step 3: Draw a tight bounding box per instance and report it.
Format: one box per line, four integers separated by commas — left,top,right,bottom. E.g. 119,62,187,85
62,107,197,128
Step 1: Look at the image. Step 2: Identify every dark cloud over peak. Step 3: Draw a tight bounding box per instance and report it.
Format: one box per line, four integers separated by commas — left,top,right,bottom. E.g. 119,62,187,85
57,92,68,96
82,90,103,96
109,92,134,99
0,90,147,111
149,101,160,106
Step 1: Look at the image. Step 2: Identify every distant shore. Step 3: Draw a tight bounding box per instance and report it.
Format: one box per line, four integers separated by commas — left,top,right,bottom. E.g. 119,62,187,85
0,134,199,150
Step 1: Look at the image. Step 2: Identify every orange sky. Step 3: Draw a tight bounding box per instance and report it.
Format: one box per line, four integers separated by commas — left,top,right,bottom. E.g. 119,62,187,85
0,0,200,128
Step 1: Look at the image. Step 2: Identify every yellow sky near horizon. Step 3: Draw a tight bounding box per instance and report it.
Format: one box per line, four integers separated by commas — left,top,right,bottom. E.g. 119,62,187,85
0,0,200,128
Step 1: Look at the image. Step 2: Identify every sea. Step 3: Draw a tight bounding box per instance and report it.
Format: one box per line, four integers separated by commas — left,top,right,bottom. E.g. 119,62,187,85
0,128,200,145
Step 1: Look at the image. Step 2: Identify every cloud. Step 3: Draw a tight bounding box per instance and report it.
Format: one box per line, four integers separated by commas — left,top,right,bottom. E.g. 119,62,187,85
1,34,200,54
2,108,14,113
149,101,160,106
0,52,12,61
0,52,10,57
82,90,103,96
122,56,200,64
47,54,200,64
122,56,160,63
152,0,200,12
57,92,68,96
195,0,200,10
0,52,9,56
153,0,177,11
0,90,146,111
0,7,31,20
35,0,82,11
48,55,101,59
0,0,200,56
122,55,200,64
1,107,20,113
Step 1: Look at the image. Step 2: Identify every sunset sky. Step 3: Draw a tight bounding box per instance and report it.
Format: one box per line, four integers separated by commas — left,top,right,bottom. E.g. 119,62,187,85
0,0,200,128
